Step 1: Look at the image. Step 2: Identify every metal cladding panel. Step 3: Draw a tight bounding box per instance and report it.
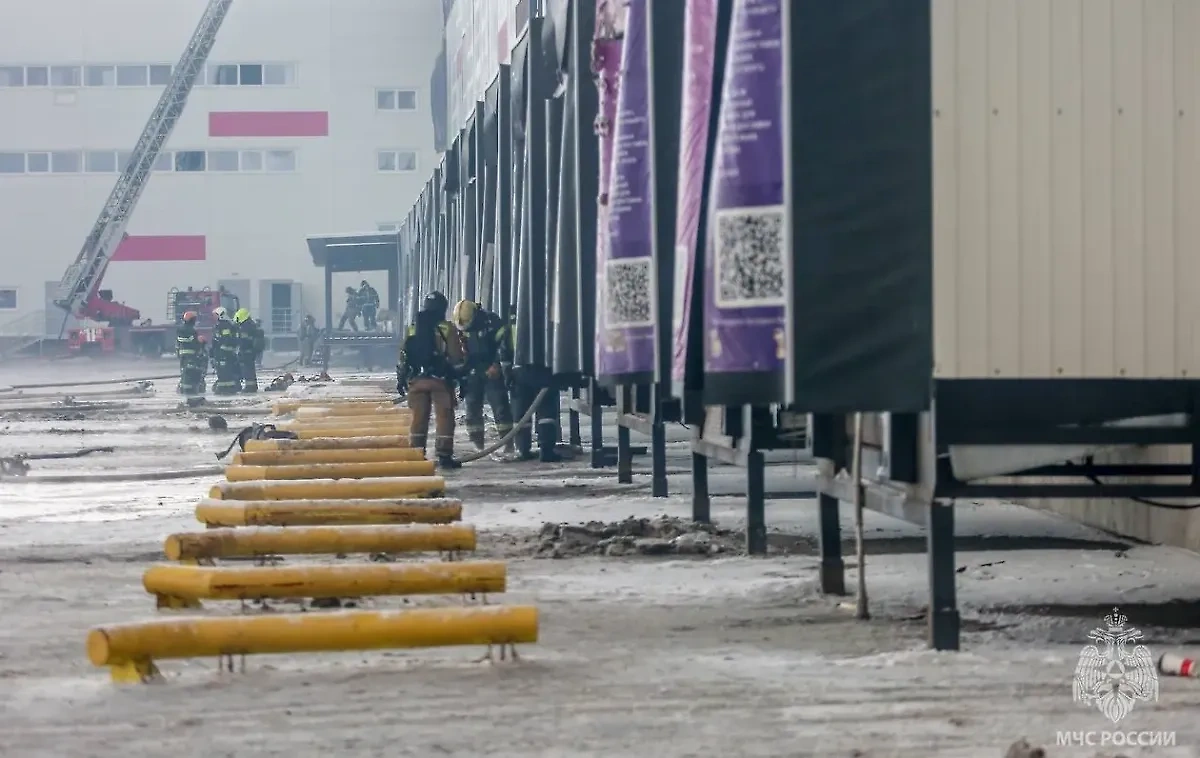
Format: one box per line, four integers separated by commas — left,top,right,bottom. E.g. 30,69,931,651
934,0,1200,379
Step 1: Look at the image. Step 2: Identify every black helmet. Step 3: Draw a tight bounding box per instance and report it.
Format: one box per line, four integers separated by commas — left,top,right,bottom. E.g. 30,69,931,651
422,291,448,316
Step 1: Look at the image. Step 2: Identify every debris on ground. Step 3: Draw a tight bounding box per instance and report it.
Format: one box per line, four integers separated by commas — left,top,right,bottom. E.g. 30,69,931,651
530,516,742,559
208,415,229,431
265,373,295,392
1003,739,1046,758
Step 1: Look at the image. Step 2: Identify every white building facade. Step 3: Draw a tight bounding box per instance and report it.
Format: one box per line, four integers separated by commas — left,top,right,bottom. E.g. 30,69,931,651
0,0,444,338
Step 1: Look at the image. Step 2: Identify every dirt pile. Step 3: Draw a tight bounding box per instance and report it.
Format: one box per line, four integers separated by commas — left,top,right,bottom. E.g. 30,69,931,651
531,516,742,559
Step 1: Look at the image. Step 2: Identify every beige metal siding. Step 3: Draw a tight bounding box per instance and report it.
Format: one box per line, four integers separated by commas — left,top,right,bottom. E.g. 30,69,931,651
933,0,1200,379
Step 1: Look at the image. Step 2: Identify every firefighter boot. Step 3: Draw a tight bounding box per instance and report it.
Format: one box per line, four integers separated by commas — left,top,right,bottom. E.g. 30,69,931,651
437,454,462,470
469,430,486,452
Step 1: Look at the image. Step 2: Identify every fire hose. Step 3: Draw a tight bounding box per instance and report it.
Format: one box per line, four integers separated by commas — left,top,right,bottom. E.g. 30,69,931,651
455,387,551,464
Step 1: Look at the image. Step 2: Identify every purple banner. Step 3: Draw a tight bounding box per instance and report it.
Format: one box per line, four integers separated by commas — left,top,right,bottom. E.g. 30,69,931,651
591,1,625,378
670,0,720,391
597,0,654,378
702,0,786,375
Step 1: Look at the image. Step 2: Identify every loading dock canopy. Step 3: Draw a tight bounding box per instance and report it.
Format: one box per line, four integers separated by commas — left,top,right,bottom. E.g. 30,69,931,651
306,232,398,272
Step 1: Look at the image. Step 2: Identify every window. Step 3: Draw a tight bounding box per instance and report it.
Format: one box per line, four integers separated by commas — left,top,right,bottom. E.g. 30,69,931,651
0,289,16,309
377,149,418,172
0,147,298,176
0,153,23,173
265,150,296,172
263,63,294,85
25,66,48,86
376,88,418,111
85,65,115,87
116,65,148,86
0,67,23,86
26,152,49,173
149,64,172,85
240,150,263,172
85,150,117,173
50,66,80,87
208,150,239,172
51,151,81,173
174,151,206,172
238,64,263,85
209,64,239,85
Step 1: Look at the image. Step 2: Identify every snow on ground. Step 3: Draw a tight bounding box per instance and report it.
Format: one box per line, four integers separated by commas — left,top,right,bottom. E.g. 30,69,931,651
0,359,1198,756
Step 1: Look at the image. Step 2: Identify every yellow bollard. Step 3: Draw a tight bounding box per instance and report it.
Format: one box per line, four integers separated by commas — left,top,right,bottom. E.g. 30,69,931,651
87,605,539,683
243,435,411,452
279,414,411,429
231,448,425,466
164,523,476,561
294,405,410,418
194,498,463,527
208,476,445,501
292,426,410,439
143,560,505,608
273,398,392,415
224,460,436,482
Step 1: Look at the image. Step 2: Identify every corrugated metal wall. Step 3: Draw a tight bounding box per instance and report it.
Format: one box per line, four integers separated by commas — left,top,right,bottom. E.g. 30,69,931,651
933,0,1200,379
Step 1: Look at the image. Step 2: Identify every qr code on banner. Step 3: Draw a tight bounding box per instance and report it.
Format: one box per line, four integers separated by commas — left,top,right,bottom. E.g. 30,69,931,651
604,257,654,327
714,205,787,309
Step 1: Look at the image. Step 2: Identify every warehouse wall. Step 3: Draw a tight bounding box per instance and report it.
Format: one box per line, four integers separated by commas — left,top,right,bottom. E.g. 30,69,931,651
933,0,1200,380
0,0,443,333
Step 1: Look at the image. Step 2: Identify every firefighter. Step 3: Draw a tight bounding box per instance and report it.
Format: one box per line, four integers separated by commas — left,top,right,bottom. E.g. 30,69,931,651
508,307,563,462
175,311,207,396
298,314,318,366
233,308,264,393
359,280,381,331
399,291,464,469
452,299,515,454
338,286,361,331
210,307,240,395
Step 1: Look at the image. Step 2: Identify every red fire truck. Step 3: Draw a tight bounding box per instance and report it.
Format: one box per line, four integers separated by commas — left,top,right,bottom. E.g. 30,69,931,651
67,286,240,355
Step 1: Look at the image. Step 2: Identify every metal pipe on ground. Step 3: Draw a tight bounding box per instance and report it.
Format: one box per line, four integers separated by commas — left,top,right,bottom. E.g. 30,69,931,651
224,460,435,482
87,605,539,683
195,498,463,527
208,476,445,501
164,523,476,560
291,426,410,439
4,466,224,484
243,435,410,452
231,448,426,466
143,560,506,608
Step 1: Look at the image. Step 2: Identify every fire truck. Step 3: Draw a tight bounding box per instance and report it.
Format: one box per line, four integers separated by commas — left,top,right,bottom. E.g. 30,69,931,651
65,285,239,355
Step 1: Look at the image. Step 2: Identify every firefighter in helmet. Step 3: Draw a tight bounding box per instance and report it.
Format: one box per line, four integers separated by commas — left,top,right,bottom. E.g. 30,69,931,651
233,307,265,393
452,299,514,454
175,311,207,396
210,307,240,395
399,291,465,469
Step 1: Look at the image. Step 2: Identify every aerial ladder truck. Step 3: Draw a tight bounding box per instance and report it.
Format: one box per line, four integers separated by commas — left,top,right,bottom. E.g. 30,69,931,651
51,0,234,354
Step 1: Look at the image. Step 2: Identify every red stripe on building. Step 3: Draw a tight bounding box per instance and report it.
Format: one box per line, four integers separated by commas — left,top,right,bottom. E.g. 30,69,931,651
112,235,206,262
208,111,329,137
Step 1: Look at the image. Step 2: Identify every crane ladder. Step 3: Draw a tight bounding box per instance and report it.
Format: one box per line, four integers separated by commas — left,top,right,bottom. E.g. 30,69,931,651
52,0,234,316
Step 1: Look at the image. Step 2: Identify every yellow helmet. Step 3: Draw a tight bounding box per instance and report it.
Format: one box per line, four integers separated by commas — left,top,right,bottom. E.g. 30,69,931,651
234,307,251,324
452,299,478,331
